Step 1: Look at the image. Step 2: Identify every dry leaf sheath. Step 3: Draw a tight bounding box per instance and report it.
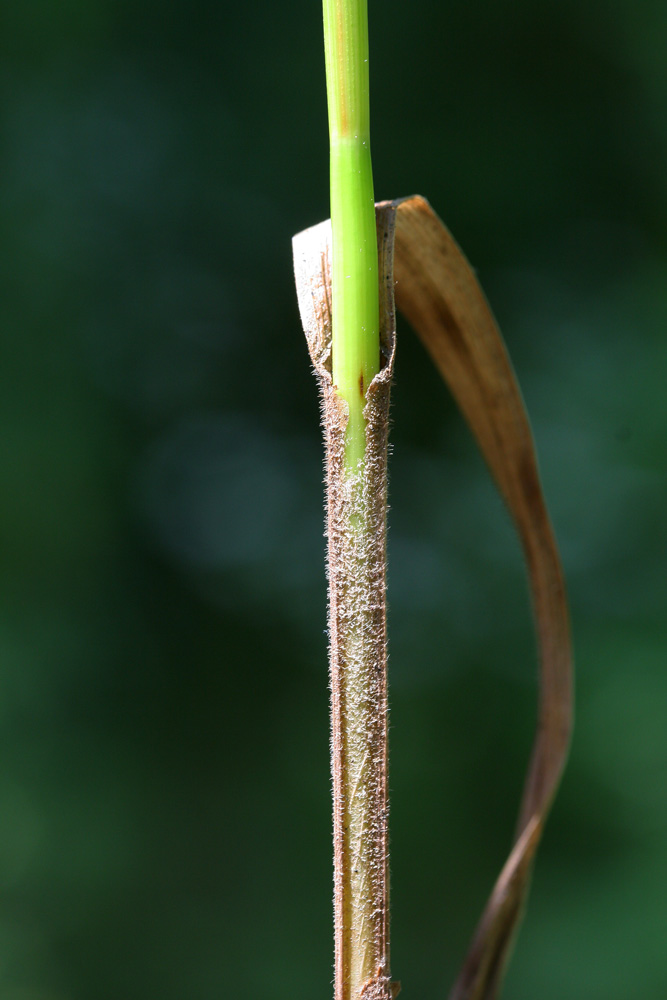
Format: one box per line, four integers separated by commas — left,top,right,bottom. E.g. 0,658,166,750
294,203,399,1000
293,195,573,1000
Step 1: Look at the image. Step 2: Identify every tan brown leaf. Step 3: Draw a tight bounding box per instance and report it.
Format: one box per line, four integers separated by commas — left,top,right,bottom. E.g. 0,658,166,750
391,195,573,1000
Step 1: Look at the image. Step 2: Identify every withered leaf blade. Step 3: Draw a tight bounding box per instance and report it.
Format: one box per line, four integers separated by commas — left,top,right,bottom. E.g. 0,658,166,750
391,195,573,1000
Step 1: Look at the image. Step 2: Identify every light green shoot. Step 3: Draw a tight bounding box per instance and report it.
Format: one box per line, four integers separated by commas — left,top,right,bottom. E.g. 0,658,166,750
323,0,380,469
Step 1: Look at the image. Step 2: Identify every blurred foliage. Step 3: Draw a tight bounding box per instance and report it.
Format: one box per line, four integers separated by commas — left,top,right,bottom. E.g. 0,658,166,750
0,1,666,998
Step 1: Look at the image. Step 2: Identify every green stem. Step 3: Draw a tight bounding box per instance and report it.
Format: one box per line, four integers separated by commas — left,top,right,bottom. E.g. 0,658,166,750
323,0,380,469
322,3,385,1000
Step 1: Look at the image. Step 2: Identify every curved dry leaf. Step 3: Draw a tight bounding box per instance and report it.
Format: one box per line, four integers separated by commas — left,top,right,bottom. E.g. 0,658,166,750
390,195,573,1000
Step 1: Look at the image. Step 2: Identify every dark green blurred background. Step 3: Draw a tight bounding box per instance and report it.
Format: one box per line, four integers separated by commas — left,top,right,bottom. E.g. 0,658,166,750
2,1,666,997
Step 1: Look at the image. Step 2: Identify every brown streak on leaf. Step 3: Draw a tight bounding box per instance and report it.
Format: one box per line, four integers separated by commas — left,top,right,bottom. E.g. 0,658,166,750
360,976,401,1000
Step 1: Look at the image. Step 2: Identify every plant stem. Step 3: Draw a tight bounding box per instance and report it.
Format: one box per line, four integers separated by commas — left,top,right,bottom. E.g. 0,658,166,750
322,5,388,998
323,0,380,469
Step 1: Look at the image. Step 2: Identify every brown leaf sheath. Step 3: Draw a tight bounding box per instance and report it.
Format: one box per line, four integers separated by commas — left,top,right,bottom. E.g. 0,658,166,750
391,195,573,1000
293,203,399,1000
293,195,573,1000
